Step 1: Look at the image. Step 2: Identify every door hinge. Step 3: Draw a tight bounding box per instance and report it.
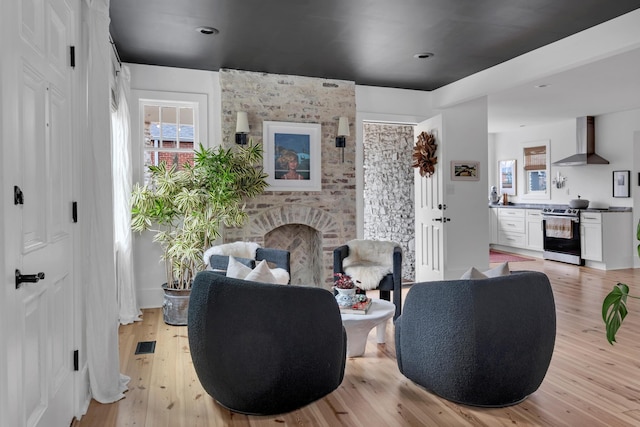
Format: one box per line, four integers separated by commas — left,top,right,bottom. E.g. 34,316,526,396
72,201,78,223
73,350,79,371
69,46,75,68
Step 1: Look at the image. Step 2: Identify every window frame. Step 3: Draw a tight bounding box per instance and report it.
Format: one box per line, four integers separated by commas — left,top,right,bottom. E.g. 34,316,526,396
130,90,208,185
521,140,550,200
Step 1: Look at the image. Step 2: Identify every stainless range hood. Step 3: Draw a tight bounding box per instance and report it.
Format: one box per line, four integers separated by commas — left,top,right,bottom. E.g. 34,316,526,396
552,116,609,166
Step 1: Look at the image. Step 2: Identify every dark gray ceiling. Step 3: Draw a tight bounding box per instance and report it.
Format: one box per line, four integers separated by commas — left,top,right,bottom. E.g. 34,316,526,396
109,1,640,91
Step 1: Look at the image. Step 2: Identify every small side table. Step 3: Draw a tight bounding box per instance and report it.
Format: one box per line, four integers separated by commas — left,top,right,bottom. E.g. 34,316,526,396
340,298,395,357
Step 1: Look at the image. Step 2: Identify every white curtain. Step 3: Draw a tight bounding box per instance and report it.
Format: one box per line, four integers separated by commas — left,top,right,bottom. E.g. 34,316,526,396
83,0,129,403
111,64,141,325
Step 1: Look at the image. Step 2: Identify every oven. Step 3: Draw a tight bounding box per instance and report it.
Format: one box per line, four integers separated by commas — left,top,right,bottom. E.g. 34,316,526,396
542,208,584,265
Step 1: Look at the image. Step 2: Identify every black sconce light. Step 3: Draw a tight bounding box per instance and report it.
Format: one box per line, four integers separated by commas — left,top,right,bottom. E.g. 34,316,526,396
336,116,349,162
235,111,249,145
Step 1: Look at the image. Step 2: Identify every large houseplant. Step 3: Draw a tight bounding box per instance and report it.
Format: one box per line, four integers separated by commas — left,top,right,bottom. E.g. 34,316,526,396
131,142,268,324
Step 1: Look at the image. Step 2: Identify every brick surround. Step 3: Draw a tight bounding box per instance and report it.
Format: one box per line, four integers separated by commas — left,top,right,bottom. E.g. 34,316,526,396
219,69,356,288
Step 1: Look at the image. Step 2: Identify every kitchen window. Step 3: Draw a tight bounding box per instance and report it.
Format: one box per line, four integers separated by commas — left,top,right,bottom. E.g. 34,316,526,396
523,141,550,199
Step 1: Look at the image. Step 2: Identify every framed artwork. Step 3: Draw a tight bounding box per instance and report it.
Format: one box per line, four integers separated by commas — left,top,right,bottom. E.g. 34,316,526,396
498,159,517,195
613,170,630,198
263,121,322,191
450,160,480,181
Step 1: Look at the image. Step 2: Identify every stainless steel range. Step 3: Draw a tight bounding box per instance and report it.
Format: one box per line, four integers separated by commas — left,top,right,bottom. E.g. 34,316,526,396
542,207,584,265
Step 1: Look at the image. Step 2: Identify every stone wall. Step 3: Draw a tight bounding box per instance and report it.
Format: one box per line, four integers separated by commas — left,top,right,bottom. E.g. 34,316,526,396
219,69,357,288
363,123,415,280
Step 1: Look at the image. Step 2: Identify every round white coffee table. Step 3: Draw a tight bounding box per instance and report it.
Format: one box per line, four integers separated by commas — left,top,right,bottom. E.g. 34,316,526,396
340,298,395,357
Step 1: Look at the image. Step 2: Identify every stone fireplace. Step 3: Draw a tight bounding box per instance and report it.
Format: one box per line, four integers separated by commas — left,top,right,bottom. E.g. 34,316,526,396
219,69,357,289
250,205,341,288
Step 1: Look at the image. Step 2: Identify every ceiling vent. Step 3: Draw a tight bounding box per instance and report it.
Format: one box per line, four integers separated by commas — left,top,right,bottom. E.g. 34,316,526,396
553,116,609,166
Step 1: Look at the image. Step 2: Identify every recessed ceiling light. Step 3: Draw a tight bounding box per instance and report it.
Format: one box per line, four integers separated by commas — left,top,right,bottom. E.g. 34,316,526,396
196,26,219,35
413,52,434,59
534,84,550,88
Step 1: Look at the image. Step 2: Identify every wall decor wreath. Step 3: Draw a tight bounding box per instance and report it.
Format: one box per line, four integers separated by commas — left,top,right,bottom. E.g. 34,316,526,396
412,131,438,177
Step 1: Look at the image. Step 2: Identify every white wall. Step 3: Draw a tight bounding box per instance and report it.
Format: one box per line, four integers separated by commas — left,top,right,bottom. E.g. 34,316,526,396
355,85,434,237
440,97,490,277
128,64,220,308
490,109,640,208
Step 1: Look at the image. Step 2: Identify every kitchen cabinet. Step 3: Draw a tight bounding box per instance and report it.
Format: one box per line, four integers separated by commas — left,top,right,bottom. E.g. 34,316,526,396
580,212,603,262
580,211,633,269
526,210,544,251
489,207,499,244
497,208,526,248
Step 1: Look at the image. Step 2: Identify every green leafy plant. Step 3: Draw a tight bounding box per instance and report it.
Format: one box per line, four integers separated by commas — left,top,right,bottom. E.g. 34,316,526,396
602,219,640,344
131,142,268,289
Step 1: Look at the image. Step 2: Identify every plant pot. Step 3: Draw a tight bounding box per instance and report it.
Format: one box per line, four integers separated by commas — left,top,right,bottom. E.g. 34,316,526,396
335,287,356,308
162,284,191,326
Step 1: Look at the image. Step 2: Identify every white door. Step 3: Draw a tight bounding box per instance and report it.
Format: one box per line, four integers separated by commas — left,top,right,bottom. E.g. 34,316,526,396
2,0,77,425
414,115,445,282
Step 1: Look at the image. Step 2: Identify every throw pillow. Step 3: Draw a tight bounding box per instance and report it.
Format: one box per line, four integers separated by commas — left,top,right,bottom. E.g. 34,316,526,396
460,267,487,280
226,255,252,280
244,260,279,284
484,262,510,278
460,262,510,280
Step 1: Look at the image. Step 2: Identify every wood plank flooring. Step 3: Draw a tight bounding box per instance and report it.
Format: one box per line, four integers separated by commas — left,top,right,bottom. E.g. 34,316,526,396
72,258,640,426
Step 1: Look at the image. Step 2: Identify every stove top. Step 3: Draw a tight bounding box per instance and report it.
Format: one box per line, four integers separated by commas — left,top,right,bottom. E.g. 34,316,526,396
542,207,580,217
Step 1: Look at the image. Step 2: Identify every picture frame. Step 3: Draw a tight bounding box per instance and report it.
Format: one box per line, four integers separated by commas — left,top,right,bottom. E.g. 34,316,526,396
498,159,517,195
613,170,630,198
263,121,322,191
450,160,480,181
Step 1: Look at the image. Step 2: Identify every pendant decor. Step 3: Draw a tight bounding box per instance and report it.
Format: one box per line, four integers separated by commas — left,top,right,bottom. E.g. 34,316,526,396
412,131,438,177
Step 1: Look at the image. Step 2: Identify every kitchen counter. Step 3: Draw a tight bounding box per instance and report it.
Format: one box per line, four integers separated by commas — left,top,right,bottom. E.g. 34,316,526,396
488,203,632,213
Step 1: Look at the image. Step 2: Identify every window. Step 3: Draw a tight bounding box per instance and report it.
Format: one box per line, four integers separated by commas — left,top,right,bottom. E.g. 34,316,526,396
522,141,550,198
142,101,197,185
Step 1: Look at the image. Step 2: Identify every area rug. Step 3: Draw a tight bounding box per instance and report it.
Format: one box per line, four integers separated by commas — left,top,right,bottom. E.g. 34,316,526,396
489,249,534,263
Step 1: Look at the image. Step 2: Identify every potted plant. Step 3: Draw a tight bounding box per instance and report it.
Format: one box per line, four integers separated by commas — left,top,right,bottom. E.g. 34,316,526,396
131,142,268,325
333,273,357,307
602,219,640,344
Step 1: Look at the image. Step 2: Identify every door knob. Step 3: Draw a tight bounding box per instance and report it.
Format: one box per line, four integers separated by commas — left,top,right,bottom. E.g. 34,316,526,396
15,269,45,289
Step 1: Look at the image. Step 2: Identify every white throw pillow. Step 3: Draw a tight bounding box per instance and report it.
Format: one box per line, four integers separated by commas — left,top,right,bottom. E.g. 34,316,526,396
460,262,510,280
244,260,279,284
484,262,510,278
460,267,488,280
226,255,252,280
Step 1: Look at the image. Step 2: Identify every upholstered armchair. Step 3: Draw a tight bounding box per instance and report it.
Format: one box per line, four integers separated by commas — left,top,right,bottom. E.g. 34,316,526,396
188,271,346,415
395,270,556,407
333,240,402,319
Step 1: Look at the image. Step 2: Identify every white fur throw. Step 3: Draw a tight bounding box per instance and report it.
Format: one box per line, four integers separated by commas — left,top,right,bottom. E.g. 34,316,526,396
343,239,397,290
203,241,261,268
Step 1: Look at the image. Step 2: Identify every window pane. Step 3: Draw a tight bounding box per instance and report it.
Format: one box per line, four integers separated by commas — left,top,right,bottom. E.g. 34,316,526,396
528,171,547,192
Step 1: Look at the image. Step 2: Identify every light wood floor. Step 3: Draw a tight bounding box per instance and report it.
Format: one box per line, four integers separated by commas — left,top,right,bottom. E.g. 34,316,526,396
73,257,640,426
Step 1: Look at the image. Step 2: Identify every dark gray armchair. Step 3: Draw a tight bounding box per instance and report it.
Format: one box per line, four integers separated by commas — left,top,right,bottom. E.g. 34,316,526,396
333,243,402,319
395,271,556,407
188,271,346,415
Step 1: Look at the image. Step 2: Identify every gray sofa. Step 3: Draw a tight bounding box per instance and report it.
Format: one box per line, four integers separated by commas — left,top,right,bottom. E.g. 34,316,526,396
188,271,346,415
395,270,556,407
208,247,290,280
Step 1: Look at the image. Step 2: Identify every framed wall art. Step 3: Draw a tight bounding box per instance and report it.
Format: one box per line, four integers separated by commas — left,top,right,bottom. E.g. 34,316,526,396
450,160,480,181
498,159,516,195
263,121,322,191
613,170,630,198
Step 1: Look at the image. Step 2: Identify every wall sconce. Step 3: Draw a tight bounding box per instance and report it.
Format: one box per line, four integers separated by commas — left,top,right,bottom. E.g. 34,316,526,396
336,116,349,162
235,111,249,145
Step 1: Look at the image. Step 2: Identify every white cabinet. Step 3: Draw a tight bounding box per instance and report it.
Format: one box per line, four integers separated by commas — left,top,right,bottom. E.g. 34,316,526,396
526,210,544,251
489,207,499,244
497,208,526,248
580,211,633,269
580,212,603,262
